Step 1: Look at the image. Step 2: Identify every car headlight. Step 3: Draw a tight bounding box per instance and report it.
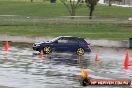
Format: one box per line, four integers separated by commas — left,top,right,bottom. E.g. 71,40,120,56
33,44,40,47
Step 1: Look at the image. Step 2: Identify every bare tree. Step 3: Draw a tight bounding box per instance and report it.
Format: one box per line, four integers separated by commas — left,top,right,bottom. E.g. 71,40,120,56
60,0,83,16
31,0,33,2
85,0,98,19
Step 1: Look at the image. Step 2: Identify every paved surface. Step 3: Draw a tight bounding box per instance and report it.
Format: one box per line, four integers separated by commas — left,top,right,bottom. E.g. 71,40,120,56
0,35,129,48
0,46,131,88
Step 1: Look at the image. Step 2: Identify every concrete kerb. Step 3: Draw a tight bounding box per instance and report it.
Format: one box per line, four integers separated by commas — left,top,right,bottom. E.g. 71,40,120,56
0,35,129,48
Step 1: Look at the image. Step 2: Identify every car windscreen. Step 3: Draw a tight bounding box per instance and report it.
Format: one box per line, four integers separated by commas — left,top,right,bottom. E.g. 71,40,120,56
50,37,61,42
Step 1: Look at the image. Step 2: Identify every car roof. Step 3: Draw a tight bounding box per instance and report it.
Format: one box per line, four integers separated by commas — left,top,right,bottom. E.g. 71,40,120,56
59,36,83,39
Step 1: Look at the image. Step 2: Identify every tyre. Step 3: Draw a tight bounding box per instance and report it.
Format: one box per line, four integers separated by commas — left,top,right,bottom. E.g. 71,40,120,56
76,48,85,56
43,46,52,54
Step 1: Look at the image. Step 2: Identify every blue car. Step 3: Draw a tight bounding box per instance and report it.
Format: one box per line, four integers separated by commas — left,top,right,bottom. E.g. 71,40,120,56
32,36,91,55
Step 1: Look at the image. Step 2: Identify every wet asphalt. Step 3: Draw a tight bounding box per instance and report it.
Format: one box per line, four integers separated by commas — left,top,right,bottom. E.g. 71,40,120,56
0,46,132,88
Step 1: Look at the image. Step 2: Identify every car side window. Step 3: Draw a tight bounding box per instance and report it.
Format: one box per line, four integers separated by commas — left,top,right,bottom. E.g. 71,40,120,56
58,38,68,43
68,39,78,43
57,37,79,44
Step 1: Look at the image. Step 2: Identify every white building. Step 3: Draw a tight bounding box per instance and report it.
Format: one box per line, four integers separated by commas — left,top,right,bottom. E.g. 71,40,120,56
101,0,132,6
98,0,105,4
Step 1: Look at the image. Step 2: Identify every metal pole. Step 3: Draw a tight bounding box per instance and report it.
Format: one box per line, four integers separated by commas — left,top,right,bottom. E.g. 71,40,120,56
124,0,125,5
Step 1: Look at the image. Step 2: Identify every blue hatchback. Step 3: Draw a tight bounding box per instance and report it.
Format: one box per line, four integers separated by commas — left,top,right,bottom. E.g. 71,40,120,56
32,36,91,55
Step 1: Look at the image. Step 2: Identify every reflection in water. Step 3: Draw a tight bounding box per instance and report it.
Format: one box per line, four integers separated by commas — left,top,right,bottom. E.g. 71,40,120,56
46,54,91,68
0,47,131,88
4,52,8,63
39,50,45,60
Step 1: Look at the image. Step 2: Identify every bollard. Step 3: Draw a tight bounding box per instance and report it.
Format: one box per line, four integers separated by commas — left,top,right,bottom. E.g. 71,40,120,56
129,38,132,49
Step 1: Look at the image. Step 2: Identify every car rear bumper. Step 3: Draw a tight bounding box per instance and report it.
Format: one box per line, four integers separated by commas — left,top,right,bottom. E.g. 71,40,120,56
85,48,92,53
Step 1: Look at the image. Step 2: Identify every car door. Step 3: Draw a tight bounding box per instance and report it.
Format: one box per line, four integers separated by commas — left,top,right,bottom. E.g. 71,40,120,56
66,38,79,52
53,37,69,52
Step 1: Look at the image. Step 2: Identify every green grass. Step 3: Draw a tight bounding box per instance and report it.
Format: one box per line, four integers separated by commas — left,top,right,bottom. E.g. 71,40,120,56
0,1,131,18
0,1,131,40
0,1,68,16
0,22,131,39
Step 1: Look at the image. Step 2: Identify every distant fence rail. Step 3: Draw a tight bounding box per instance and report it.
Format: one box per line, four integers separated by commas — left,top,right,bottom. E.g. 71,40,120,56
0,16,131,25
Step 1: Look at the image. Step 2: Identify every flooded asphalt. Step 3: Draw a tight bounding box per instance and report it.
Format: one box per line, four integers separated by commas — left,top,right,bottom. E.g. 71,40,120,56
0,46,132,88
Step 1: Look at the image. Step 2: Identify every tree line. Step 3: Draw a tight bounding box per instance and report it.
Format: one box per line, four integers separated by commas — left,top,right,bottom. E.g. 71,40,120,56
60,0,99,19
30,0,99,19
28,0,128,19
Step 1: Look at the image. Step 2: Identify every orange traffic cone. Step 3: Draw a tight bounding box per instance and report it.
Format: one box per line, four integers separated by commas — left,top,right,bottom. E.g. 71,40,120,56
81,67,89,78
124,50,131,67
5,40,9,52
95,54,99,61
84,71,88,78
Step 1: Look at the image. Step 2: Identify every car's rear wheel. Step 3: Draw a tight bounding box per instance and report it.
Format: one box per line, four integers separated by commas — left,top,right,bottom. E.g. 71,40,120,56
43,46,52,54
76,48,85,56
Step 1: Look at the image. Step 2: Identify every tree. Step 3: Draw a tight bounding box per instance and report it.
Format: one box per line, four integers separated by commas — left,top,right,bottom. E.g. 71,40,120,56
85,0,98,19
108,0,112,6
50,0,56,3
31,0,33,2
60,0,83,16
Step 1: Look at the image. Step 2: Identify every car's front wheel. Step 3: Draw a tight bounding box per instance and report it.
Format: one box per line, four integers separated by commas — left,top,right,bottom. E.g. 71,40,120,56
43,46,52,54
76,48,85,56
